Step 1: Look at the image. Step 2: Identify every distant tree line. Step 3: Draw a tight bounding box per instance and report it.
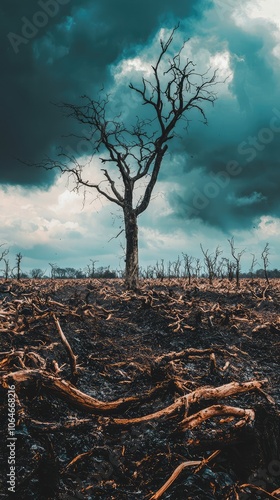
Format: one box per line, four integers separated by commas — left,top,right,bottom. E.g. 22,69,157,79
0,240,278,284
139,239,273,287
4,263,280,282
48,263,117,279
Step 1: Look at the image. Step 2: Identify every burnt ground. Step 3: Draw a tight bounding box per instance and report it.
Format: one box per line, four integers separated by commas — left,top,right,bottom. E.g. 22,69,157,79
0,278,280,499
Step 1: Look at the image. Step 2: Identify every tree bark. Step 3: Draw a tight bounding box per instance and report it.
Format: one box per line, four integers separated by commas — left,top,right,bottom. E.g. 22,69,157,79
124,209,139,289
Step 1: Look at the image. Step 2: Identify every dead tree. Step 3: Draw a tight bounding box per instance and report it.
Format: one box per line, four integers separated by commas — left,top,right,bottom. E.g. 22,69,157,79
14,253,23,280
182,253,193,284
3,258,10,280
216,257,225,279
30,268,44,279
228,237,245,288
249,253,258,280
195,258,201,278
155,259,165,280
49,263,58,279
224,258,236,281
0,244,9,262
173,256,182,278
36,27,218,289
0,245,9,279
85,259,99,278
261,243,270,284
200,245,222,285
218,257,229,279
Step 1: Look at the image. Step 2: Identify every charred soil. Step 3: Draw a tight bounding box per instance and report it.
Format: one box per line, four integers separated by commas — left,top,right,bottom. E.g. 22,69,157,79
0,278,280,499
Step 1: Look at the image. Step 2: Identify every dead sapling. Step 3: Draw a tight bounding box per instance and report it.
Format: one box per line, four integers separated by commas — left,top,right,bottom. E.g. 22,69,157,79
261,243,270,285
249,253,258,282
200,244,222,285
182,253,193,285
228,237,245,288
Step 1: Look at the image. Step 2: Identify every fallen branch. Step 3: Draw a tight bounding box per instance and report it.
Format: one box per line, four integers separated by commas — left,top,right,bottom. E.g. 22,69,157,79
180,404,255,431
64,449,94,470
186,379,266,405
155,348,214,364
52,313,78,383
149,450,220,500
0,365,267,425
0,350,47,370
149,460,201,500
240,483,280,499
29,418,92,431
113,379,266,426
0,369,140,414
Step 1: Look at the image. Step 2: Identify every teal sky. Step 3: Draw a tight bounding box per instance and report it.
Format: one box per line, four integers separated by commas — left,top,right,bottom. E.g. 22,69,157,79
0,0,280,274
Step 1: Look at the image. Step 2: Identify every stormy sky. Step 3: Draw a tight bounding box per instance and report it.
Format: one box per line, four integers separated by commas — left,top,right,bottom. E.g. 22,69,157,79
0,0,280,275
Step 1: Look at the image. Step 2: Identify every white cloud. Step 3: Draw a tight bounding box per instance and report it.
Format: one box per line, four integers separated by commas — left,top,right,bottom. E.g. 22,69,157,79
0,166,121,271
227,0,280,64
113,57,153,82
257,215,280,237
245,0,280,28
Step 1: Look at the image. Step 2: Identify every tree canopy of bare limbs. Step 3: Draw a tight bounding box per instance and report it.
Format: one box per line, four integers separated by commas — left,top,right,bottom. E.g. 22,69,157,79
36,26,219,289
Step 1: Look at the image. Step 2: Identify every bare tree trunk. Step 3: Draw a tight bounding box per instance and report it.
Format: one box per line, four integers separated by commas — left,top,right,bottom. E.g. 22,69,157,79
124,210,139,289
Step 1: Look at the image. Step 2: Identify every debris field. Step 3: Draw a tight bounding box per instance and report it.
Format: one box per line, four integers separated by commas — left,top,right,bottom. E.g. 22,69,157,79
0,278,280,499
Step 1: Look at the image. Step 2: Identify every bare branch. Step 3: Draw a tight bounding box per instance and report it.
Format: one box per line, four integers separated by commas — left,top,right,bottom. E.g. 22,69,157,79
0,244,9,262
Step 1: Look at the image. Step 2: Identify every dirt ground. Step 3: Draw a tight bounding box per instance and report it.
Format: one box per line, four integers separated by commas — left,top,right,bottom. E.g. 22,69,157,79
0,278,280,499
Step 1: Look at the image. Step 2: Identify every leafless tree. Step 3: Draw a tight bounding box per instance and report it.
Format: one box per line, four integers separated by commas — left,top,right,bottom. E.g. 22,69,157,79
228,237,245,288
200,245,222,284
0,245,9,279
217,257,228,279
49,263,58,279
221,257,236,281
195,258,201,278
155,259,165,280
144,265,155,279
91,259,99,278
3,258,10,280
173,256,182,278
216,257,225,279
14,253,23,280
30,268,44,279
261,243,270,284
182,253,193,284
0,244,9,262
249,253,258,280
36,27,218,289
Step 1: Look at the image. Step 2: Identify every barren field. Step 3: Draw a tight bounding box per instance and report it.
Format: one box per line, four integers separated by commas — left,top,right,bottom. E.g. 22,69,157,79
0,278,280,499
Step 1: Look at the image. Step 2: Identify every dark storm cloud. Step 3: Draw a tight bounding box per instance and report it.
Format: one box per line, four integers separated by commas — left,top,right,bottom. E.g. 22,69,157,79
0,0,204,186
166,14,280,232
